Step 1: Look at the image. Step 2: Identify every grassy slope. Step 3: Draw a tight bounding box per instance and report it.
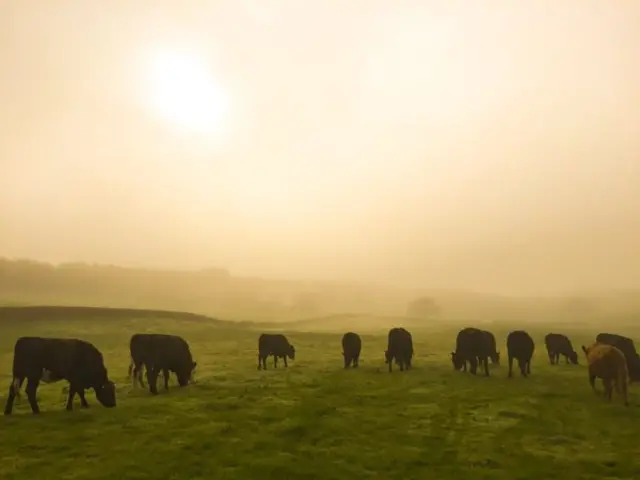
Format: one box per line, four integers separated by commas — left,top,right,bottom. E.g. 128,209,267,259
0,310,639,479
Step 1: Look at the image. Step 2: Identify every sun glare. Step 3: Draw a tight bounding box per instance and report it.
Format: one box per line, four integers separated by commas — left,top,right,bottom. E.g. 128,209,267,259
145,48,230,136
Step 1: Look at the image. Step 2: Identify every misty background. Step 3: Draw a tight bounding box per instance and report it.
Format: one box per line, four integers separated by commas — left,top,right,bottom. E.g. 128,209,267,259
1,1,639,303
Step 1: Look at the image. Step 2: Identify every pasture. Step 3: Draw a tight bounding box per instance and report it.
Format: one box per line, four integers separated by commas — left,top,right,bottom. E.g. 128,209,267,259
0,309,639,479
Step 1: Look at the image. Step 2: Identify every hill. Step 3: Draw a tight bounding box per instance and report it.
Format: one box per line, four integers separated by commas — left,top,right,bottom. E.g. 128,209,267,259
1,258,639,325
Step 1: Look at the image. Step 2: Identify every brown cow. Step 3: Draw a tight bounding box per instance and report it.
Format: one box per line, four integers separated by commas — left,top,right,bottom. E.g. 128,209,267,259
581,343,629,406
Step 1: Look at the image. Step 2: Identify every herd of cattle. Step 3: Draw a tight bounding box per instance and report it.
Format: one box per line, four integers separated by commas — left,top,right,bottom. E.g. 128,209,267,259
3,327,639,415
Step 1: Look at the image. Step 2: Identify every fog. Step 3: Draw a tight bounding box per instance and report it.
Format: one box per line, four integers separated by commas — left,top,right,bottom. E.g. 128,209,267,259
1,1,639,295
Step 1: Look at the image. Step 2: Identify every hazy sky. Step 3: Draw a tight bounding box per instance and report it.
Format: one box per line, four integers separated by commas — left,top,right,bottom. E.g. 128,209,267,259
1,1,639,294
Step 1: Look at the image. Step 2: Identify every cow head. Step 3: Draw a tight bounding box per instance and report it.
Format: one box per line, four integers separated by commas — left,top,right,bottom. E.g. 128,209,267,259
491,351,501,366
384,350,391,364
568,350,579,365
288,345,296,361
94,380,116,408
451,352,464,370
177,361,198,387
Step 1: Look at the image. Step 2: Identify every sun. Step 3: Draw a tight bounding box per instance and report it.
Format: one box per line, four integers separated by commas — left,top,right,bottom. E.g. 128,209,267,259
144,48,230,136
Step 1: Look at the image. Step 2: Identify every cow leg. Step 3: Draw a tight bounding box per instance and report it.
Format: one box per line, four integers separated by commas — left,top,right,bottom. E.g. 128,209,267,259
620,379,629,407
344,355,350,369
133,362,145,388
4,376,23,415
483,357,490,377
163,368,170,390
388,356,393,373
283,356,288,368
134,363,146,388
589,373,598,393
257,354,263,370
66,383,78,410
603,379,613,401
147,366,159,395
273,355,278,369
25,377,41,414
508,355,514,378
518,359,527,377
78,389,89,408
354,355,359,368
139,366,146,388
469,357,478,375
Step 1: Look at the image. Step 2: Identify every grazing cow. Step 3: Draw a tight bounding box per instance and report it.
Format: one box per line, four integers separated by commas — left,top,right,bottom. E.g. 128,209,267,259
595,333,640,382
129,333,197,395
481,330,501,365
257,334,295,370
581,343,629,406
545,333,578,365
4,337,116,415
342,332,362,368
385,327,413,372
506,330,535,378
451,327,496,376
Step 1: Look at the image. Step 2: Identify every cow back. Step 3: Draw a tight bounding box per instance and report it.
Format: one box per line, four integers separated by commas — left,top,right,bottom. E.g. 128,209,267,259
259,333,292,356
387,328,413,356
12,337,108,387
507,330,535,359
130,333,194,375
455,327,494,358
342,332,362,354
596,333,638,357
595,333,640,380
545,333,571,351
585,343,628,378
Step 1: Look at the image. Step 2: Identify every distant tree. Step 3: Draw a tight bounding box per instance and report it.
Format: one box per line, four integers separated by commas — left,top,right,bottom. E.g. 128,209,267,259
406,296,441,319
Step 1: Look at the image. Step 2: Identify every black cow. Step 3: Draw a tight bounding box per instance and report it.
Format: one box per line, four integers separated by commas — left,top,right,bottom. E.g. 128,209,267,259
342,332,362,368
507,330,535,377
544,333,578,365
258,334,295,370
4,337,116,415
451,327,496,376
129,333,197,395
385,327,413,372
595,333,640,382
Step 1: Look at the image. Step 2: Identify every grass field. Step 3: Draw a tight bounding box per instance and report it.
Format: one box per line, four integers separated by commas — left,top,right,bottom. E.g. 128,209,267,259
0,309,639,479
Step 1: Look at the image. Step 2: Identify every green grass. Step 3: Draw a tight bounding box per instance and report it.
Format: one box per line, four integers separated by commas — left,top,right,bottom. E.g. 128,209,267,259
1,311,639,479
